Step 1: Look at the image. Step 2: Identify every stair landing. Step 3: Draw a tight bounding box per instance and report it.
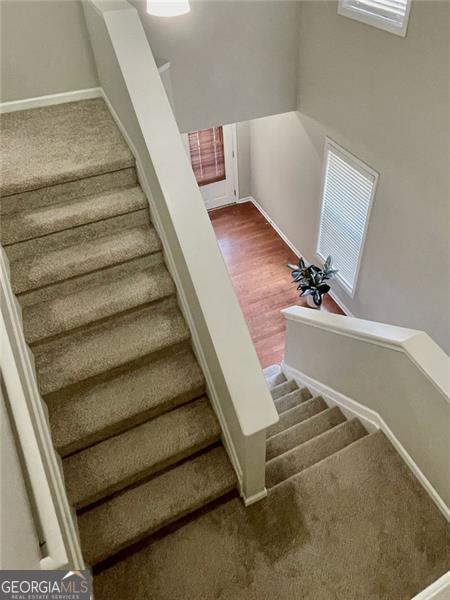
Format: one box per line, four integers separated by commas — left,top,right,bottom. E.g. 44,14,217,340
93,429,448,600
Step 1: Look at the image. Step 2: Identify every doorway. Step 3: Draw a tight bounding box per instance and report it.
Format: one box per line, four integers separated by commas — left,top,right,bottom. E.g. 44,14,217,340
182,124,237,210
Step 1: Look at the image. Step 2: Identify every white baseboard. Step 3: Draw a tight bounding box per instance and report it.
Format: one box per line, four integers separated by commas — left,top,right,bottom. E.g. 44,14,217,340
0,87,102,114
411,572,450,600
101,91,248,502
282,361,450,522
242,197,354,317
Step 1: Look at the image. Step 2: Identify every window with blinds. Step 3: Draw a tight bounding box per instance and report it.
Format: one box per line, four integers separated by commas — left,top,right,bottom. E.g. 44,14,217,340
338,0,411,36
317,140,378,296
188,126,226,187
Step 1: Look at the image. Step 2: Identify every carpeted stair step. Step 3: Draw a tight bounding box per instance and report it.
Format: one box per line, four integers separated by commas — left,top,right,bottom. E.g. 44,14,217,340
1,186,148,245
270,379,299,400
33,298,189,395
78,446,236,566
63,396,221,509
267,396,328,437
275,387,312,414
0,168,137,216
23,262,175,345
266,418,368,488
47,348,205,457
6,208,150,262
10,222,161,295
0,99,134,198
17,253,162,308
266,406,347,460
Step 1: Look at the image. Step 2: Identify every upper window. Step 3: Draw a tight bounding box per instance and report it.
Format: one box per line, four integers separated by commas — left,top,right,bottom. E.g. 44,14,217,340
338,0,411,37
317,139,378,296
187,127,226,187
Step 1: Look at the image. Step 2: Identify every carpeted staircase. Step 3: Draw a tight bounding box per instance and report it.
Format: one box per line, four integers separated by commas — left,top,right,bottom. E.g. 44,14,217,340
3,100,446,597
264,369,368,488
0,98,236,567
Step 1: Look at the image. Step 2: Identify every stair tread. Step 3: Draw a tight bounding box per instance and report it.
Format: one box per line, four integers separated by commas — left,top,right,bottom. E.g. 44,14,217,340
7,208,150,262
23,262,175,344
34,298,189,395
267,396,328,437
277,430,385,492
266,418,368,488
48,349,205,457
78,446,235,565
266,406,346,460
1,168,137,216
17,253,163,308
0,98,134,197
271,379,298,400
10,223,161,294
275,387,312,414
64,396,221,509
1,186,148,245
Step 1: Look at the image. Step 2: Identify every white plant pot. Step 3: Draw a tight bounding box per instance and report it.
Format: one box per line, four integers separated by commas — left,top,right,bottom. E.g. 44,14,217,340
306,294,319,309
306,296,319,308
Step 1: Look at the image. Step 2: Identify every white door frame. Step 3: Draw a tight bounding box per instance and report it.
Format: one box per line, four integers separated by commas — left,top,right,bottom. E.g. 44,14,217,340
231,124,239,203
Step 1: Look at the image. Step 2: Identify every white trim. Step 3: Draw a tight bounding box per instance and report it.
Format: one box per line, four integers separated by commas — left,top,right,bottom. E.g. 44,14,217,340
338,0,411,38
316,137,379,298
411,572,450,600
0,249,84,569
241,196,354,317
231,123,240,203
0,88,102,114
237,195,253,204
243,488,268,507
100,91,248,499
282,361,450,522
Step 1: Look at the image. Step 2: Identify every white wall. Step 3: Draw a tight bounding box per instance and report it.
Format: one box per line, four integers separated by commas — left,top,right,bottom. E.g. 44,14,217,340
130,0,300,133
0,389,41,569
249,1,449,352
0,0,98,102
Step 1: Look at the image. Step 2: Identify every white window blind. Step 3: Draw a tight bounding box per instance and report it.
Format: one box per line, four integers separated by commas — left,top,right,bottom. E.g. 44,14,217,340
317,140,378,296
338,0,411,37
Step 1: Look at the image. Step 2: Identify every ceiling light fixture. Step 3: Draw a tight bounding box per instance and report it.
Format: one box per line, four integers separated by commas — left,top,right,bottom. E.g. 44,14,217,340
146,0,190,17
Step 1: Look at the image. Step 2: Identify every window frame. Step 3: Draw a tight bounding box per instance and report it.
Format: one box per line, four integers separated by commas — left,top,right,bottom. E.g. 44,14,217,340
315,138,379,298
337,0,412,37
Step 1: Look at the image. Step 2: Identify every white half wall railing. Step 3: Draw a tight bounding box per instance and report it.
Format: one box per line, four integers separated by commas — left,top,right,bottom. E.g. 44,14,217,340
82,0,278,505
0,248,84,570
282,306,449,515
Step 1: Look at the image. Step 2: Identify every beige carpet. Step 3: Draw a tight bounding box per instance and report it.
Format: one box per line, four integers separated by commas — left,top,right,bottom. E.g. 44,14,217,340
94,431,448,600
0,99,236,567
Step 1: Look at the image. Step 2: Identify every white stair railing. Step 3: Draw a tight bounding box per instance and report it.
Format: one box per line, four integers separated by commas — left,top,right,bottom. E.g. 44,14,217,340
0,248,84,569
82,0,278,505
282,305,449,515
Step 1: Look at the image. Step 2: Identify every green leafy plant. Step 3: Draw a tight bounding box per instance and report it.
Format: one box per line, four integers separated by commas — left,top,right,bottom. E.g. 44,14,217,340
288,256,338,307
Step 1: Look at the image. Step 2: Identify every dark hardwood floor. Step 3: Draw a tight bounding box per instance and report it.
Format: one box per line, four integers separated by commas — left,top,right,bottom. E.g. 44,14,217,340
209,202,344,369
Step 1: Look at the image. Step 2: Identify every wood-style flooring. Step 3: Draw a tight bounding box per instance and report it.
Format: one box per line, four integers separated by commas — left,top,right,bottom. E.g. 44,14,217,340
209,202,344,368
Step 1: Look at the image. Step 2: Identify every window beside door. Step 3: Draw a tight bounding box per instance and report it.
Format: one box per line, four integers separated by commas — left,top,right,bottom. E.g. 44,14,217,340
188,126,226,187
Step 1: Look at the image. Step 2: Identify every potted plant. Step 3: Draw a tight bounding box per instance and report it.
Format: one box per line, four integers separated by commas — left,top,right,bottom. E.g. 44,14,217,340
288,256,338,308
